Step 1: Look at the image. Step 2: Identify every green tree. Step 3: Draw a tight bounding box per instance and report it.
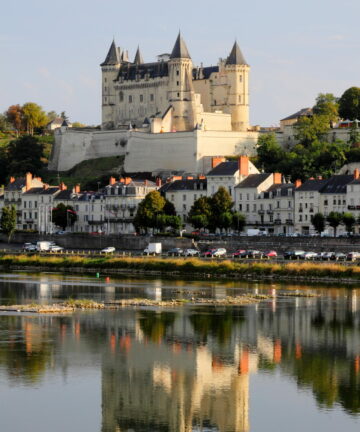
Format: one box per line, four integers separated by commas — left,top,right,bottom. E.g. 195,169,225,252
188,196,212,230
7,135,45,176
256,133,285,172
326,212,343,237
348,121,360,146
47,111,58,122
312,93,339,121
231,212,246,233
0,114,11,132
209,187,234,231
338,87,360,120
133,190,166,233
295,115,331,147
52,204,77,230
311,213,325,234
71,121,85,128
163,199,176,216
342,213,355,234
22,102,48,135
1,205,17,242
0,147,8,184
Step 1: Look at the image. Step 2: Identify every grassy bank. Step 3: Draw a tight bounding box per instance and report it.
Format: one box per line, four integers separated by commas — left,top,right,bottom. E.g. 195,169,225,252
1,254,360,282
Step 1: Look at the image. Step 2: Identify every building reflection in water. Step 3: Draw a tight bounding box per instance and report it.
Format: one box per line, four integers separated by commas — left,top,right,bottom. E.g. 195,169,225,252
0,283,360,431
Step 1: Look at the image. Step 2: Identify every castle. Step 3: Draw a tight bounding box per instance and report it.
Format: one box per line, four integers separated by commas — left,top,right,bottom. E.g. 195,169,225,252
49,33,258,174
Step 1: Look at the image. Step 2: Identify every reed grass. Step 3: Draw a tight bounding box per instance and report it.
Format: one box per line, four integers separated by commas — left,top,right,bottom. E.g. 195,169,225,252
1,254,359,280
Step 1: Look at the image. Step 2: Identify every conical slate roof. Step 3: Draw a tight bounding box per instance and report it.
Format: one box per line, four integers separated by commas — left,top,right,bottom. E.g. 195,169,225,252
170,32,191,59
101,40,120,66
133,46,144,65
226,41,247,65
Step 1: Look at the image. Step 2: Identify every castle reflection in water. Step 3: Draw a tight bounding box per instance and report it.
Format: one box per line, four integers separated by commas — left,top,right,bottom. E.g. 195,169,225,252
0,277,360,431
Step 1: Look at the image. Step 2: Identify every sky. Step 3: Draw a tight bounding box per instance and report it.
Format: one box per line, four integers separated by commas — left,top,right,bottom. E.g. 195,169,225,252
1,0,360,127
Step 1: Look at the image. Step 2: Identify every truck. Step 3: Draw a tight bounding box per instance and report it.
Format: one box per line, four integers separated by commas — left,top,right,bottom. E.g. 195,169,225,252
36,241,53,251
143,243,162,255
246,228,268,236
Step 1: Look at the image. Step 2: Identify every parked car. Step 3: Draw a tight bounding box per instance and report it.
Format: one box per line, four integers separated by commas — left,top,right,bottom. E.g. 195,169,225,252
301,251,318,260
101,246,115,254
212,248,227,257
55,230,67,235
240,250,263,259
167,248,183,256
182,248,199,257
347,251,360,261
332,252,347,261
322,252,335,261
50,245,64,252
263,250,278,259
202,249,217,257
315,252,327,260
23,243,37,252
232,249,246,258
284,250,305,260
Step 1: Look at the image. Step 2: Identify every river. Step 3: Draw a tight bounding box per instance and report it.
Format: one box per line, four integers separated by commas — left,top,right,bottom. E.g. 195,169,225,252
0,272,359,431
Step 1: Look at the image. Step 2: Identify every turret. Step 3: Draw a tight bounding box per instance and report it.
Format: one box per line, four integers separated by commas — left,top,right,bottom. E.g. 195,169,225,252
167,32,196,131
225,41,250,132
101,40,121,129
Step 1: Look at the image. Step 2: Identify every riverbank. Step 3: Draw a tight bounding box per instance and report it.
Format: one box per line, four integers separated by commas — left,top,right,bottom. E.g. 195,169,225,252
1,254,360,284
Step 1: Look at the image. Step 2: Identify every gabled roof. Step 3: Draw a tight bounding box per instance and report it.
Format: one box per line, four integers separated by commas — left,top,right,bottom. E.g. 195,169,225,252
159,179,207,193
133,46,144,65
280,108,312,122
226,41,247,66
170,32,191,59
55,190,76,200
101,40,120,66
207,161,238,176
320,175,353,194
236,173,272,189
263,183,294,198
296,179,327,192
6,178,25,191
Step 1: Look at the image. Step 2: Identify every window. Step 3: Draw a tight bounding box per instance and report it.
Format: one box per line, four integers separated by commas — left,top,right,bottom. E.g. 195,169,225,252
239,193,242,200
183,194,186,201
333,199,336,205
239,75,242,82
277,201,280,208
35,201,37,208
324,199,328,206
239,204,242,211
253,204,256,211
270,215,273,222
177,93,180,97
104,78,107,83
84,215,88,222
24,201,26,208
150,94,154,102
176,70,179,76
104,86,107,91
176,81,179,86
129,95,132,103
288,201,292,208
228,186,232,195
338,199,341,205
183,204,186,211
23,212,26,219
140,94,143,102
246,204,249,212
29,201,32,208
119,91,124,102
238,95,241,103
194,194,197,201
299,215,302,222
35,212,37,219
171,194,174,201
246,193,249,201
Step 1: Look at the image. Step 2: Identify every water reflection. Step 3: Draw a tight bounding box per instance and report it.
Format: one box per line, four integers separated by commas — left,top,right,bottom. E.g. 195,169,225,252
0,274,359,431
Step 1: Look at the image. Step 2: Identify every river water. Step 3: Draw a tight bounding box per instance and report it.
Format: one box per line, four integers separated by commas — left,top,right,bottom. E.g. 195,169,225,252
0,272,359,432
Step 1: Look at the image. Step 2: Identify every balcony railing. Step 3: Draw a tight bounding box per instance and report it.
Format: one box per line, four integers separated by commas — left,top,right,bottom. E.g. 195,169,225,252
267,210,273,214
286,219,294,225
258,210,265,215
274,219,282,225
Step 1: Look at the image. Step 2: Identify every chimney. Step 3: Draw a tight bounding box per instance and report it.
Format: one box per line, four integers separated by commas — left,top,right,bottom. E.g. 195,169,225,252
198,174,206,179
109,176,116,185
119,178,125,183
238,156,249,176
25,172,32,191
59,182,67,191
273,172,282,184
186,176,194,180
354,169,360,180
295,179,302,188
10,176,15,183
42,184,49,190
124,177,131,185
156,177,162,187
211,156,225,168
73,184,81,194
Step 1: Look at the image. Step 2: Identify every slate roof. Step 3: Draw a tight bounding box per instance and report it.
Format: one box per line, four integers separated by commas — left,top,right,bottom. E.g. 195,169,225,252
236,174,272,188
54,190,76,200
24,186,60,195
170,32,191,59
6,178,25,190
295,179,327,192
263,183,294,198
320,175,353,194
117,61,169,81
226,41,247,66
281,108,313,122
193,66,219,80
101,40,120,66
159,179,207,193
207,161,238,176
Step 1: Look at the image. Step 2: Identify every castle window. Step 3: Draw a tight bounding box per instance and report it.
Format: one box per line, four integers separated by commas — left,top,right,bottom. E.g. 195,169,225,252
150,94,154,102
104,97,107,103
239,75,242,82
177,81,179,86
238,95,241,103
140,94,143,102
119,91,124,102
177,93,180,97
129,95,132,103
176,70,179,76
104,78,107,83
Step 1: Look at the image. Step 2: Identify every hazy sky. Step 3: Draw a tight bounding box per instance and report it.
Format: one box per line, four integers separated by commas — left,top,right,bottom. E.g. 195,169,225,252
1,0,360,126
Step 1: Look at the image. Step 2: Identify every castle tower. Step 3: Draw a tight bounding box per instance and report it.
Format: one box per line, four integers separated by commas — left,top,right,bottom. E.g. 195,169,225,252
225,41,250,132
167,32,197,131
101,39,121,129
133,46,144,65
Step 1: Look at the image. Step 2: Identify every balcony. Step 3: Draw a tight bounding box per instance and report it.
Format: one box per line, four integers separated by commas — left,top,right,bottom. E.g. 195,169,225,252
348,205,356,210
298,208,303,213
274,219,282,225
267,210,273,214
309,208,314,213
258,210,265,215
286,219,294,225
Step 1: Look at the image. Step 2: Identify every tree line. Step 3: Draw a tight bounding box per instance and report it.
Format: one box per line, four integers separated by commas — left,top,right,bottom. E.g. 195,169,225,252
311,212,357,237
256,87,360,181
